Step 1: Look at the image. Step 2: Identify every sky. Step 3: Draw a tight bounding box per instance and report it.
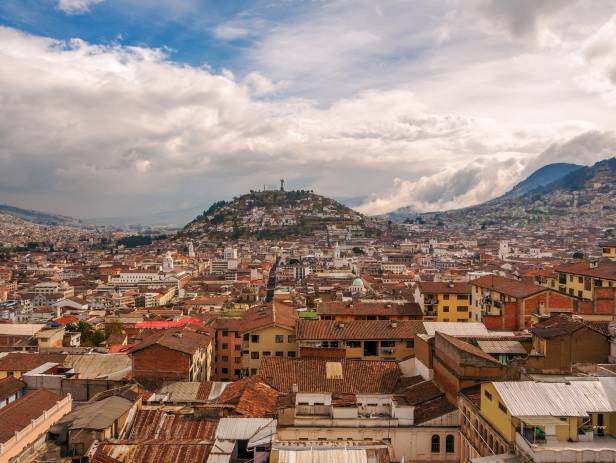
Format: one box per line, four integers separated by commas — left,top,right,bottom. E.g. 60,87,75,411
1,0,616,219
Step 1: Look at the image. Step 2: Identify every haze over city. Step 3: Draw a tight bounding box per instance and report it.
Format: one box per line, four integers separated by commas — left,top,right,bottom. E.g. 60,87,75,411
1,0,616,218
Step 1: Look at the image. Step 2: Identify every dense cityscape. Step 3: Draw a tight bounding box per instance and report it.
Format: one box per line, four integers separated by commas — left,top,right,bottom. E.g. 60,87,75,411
2,1,616,462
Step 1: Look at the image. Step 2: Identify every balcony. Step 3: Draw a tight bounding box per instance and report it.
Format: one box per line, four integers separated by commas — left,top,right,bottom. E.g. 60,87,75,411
296,404,331,417
515,432,616,462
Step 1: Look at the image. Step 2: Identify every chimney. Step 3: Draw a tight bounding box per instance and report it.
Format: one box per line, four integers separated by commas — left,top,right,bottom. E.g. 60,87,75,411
390,321,398,328
292,383,298,393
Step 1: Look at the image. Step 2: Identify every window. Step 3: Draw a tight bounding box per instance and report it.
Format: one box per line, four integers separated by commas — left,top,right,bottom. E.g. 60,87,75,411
234,345,241,351
443,294,450,300
275,351,284,357
381,340,395,347
288,351,296,357
262,351,271,357
457,306,468,312
251,351,260,359
347,340,361,348
251,335,260,343
243,333,249,341
484,390,492,400
222,368,228,374
250,368,257,375
406,339,414,348
457,294,468,300
446,435,455,453
235,357,241,364
431,435,440,453
222,356,228,362
443,306,449,312
288,335,296,343
498,402,508,414
275,335,284,343
222,343,228,349
234,369,241,376
222,330,228,337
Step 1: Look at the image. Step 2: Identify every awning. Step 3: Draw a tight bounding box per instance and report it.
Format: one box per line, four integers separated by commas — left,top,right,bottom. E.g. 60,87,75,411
518,416,569,427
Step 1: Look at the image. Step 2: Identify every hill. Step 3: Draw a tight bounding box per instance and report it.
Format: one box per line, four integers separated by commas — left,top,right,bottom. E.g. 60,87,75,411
184,189,370,239
421,157,616,227
0,204,81,227
501,162,582,199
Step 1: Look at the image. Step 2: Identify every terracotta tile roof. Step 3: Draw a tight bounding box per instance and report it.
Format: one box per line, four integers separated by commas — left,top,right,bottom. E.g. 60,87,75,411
398,380,443,406
0,376,26,401
530,314,610,339
127,409,217,440
234,381,280,417
317,301,422,317
296,319,425,340
460,385,482,407
554,259,616,281
417,282,471,294
130,328,212,356
240,302,298,334
216,375,262,404
0,389,63,443
414,396,457,424
0,352,67,373
469,275,546,298
436,332,503,366
259,357,401,394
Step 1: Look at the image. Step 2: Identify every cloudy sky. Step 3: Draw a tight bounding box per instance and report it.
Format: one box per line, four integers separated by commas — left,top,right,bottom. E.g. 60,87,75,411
1,0,615,218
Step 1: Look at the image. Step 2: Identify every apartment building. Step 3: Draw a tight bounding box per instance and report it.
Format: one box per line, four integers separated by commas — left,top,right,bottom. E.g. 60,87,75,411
295,319,423,361
415,282,472,322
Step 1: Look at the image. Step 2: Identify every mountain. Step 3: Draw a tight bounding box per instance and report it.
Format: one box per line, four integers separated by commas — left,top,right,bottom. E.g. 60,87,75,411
420,157,616,226
499,162,582,199
184,189,371,239
0,204,81,227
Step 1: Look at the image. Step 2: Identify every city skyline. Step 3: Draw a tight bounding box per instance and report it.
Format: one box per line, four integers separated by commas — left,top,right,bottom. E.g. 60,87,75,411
1,0,616,218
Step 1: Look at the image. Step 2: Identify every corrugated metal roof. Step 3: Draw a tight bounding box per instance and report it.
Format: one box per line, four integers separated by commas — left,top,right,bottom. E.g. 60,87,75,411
477,340,527,355
493,379,616,417
214,417,275,441
64,354,131,379
423,322,489,337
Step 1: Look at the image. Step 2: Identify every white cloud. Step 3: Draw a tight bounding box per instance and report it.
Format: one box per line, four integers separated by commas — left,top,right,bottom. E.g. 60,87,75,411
57,0,104,15
1,0,616,218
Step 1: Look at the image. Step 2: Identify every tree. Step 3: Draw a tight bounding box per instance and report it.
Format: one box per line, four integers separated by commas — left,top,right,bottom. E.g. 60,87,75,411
572,251,585,259
352,247,365,255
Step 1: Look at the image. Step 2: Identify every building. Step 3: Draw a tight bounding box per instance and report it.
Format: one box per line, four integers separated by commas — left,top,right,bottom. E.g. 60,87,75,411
470,275,574,330
130,328,213,387
601,241,616,260
317,301,423,321
295,319,424,361
415,282,472,322
0,389,72,463
553,259,616,300
526,314,611,373
462,379,616,463
240,303,298,376
212,317,244,381
0,376,26,409
262,357,460,463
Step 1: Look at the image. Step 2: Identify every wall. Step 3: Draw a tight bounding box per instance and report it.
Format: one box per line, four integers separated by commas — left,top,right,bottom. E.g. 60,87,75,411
0,395,72,463
243,325,296,375
479,383,514,442
132,344,189,383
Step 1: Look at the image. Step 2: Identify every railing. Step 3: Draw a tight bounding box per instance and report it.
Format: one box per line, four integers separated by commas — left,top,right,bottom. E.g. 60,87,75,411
0,394,72,456
296,404,331,416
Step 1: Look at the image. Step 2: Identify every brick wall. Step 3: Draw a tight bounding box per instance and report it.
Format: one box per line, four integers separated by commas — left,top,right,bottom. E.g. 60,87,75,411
132,344,189,384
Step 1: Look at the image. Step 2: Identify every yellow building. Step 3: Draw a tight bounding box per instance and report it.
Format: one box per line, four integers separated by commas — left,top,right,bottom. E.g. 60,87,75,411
295,319,423,361
554,259,616,300
415,282,471,322
240,302,298,376
467,380,616,462
602,241,616,259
